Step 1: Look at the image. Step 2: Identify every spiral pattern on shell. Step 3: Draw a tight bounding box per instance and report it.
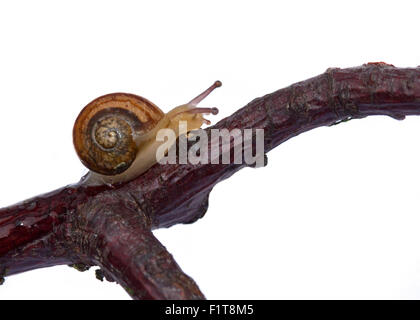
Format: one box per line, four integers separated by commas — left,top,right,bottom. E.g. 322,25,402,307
73,93,164,176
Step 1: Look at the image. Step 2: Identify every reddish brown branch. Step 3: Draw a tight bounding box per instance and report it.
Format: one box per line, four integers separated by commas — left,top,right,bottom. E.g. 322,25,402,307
1,63,420,299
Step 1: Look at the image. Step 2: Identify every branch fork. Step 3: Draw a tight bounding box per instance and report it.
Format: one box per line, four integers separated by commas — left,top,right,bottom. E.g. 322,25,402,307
1,63,420,299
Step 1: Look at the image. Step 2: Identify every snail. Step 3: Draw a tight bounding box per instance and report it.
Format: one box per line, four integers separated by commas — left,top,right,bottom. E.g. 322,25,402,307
73,81,221,186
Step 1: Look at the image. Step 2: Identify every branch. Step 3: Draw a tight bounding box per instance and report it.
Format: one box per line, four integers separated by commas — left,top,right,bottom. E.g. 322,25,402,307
1,63,420,298
72,192,204,299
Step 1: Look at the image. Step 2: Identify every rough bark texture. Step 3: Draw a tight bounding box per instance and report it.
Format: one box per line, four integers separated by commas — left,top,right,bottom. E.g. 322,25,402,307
1,63,420,299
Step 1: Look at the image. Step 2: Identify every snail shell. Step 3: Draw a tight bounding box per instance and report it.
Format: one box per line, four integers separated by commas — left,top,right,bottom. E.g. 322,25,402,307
73,93,164,176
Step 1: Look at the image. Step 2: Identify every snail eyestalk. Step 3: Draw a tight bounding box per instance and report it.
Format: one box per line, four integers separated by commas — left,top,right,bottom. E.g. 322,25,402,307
188,81,222,106
173,107,219,118
188,107,219,115
170,81,222,126
191,107,219,125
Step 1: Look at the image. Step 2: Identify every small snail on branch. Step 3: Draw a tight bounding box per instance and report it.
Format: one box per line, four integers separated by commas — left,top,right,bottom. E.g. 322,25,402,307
73,81,221,185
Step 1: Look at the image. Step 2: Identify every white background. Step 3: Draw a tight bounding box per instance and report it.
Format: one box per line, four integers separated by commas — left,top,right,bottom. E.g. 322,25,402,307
1,0,420,299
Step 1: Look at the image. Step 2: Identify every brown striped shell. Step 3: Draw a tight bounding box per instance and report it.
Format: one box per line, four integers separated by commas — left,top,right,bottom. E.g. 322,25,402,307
73,93,164,175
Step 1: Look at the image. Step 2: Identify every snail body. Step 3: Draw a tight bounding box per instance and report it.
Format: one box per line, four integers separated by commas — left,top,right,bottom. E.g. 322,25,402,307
73,81,221,186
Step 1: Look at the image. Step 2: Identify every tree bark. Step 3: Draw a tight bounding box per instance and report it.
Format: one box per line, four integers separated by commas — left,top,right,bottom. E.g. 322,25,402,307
1,63,420,298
